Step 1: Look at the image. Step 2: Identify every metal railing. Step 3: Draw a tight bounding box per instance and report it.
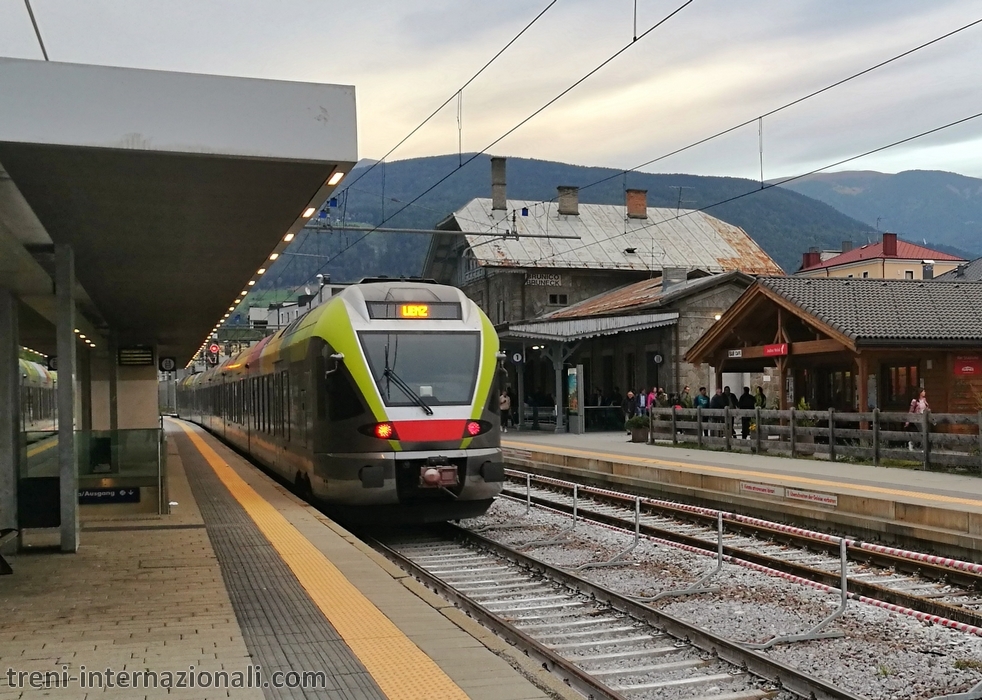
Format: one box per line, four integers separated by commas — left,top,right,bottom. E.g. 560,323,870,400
648,406,982,471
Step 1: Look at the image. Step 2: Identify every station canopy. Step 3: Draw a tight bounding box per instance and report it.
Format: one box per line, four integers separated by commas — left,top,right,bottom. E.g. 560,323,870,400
0,58,357,364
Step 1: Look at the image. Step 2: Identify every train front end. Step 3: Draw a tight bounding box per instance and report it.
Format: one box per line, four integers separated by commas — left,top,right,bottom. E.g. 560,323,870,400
311,281,503,523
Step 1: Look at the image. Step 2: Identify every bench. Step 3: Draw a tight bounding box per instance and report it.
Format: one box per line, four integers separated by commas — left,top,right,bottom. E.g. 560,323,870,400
0,528,17,575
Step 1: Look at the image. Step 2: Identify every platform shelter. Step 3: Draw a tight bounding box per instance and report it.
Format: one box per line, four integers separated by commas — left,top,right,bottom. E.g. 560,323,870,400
685,277,982,414
0,58,357,552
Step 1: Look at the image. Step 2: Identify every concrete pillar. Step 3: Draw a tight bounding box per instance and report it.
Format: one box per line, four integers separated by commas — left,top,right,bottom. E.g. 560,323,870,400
79,349,92,432
109,333,119,432
56,245,78,552
0,288,19,534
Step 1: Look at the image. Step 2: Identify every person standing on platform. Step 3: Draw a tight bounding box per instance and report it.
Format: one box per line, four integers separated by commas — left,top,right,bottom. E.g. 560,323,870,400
695,387,710,436
499,390,512,433
680,386,693,409
905,389,929,450
755,385,767,409
737,386,755,438
709,388,726,437
622,390,637,434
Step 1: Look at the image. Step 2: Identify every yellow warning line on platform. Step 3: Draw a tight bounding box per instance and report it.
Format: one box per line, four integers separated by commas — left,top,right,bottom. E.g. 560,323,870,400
26,438,57,458
173,420,469,700
502,438,982,510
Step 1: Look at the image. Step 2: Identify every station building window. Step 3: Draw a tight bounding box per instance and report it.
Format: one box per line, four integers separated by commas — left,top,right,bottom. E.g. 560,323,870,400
883,363,918,409
548,293,568,306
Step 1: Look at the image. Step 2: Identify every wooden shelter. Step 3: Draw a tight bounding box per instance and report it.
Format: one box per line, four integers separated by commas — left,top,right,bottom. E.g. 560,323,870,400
686,277,982,414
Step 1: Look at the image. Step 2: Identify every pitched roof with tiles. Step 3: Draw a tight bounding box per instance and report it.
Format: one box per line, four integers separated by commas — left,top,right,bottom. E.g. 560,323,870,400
545,271,752,320
936,257,982,282
758,276,982,343
799,238,964,272
435,198,783,275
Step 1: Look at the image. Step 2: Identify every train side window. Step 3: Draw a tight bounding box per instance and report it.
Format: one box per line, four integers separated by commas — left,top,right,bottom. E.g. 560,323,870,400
326,369,365,422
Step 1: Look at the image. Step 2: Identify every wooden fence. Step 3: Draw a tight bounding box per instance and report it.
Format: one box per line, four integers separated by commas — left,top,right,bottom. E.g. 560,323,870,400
648,406,982,472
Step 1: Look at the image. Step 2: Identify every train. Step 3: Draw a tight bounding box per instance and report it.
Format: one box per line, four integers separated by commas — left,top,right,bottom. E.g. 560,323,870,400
177,280,505,524
21,358,57,436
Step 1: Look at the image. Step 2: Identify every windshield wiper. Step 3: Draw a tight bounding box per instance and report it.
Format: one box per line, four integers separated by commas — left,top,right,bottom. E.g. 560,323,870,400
383,367,434,416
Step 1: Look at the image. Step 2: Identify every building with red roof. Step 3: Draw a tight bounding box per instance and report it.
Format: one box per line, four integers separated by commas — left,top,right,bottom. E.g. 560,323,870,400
796,233,965,280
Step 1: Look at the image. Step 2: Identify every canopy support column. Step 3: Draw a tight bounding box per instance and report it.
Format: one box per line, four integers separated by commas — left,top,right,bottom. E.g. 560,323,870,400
0,289,19,535
56,244,78,553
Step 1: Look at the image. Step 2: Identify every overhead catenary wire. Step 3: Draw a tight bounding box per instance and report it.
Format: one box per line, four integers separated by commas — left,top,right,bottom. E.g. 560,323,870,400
286,0,696,297
529,109,982,266
260,0,559,300
568,15,982,198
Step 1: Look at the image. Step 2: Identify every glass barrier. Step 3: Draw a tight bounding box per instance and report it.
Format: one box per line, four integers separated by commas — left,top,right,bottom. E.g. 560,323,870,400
18,429,166,521
583,406,625,432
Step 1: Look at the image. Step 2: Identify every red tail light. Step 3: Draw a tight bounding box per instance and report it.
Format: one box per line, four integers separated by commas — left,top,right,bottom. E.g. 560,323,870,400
463,420,491,437
359,422,399,440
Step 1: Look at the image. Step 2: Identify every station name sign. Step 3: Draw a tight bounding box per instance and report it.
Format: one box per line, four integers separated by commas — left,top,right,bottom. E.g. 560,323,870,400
763,343,788,357
525,273,562,287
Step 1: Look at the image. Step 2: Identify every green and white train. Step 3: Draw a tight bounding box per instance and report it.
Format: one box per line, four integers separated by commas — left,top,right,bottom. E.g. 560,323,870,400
177,280,505,523
21,359,57,436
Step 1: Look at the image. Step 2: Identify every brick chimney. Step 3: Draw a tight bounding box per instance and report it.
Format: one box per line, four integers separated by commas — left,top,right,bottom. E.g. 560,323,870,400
801,248,821,269
882,232,898,257
491,156,506,211
557,186,579,216
626,189,648,219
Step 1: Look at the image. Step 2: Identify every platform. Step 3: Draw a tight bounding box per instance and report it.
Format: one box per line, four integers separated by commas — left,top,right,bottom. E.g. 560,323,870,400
0,421,564,700
502,431,982,561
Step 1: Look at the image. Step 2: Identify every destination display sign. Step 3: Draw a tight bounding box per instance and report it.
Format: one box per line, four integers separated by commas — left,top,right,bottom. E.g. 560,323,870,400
366,301,461,320
117,346,154,366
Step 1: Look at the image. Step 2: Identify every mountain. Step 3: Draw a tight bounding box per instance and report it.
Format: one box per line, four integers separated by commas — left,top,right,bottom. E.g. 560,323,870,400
778,170,982,258
256,154,879,289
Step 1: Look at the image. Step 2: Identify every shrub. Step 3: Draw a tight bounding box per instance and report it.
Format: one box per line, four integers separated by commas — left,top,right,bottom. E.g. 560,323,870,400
625,415,649,429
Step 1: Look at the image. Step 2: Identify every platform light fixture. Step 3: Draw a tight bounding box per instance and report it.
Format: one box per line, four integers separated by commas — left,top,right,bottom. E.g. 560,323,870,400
328,171,345,186
248,280,255,286
302,207,316,218
257,268,266,275
229,306,235,311
714,313,722,321
269,253,279,260
283,233,294,243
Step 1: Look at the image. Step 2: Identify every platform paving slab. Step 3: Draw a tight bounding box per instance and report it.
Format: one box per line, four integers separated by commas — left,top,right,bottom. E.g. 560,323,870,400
0,439,262,700
168,420,566,700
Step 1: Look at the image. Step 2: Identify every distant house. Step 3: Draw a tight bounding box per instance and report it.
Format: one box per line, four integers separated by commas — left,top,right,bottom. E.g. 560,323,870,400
936,257,982,282
422,158,783,325
796,232,965,280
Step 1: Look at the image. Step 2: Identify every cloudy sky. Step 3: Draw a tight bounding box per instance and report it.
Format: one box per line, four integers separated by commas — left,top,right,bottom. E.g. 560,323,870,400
3,0,982,179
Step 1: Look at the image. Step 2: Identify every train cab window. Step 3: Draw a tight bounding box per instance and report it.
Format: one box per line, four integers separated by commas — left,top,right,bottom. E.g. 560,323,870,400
359,331,480,407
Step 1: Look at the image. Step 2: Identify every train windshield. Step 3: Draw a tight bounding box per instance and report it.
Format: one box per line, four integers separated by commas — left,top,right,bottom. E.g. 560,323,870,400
359,331,480,407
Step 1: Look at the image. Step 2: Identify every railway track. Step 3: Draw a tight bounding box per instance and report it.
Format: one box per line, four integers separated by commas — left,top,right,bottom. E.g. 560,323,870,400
370,524,865,700
499,470,982,635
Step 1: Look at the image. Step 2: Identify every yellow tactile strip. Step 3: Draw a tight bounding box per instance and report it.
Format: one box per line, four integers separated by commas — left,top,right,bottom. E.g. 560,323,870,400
503,438,982,510
175,420,469,700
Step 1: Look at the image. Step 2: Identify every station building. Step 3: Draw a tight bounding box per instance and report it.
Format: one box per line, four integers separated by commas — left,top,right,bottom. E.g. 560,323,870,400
422,158,783,326
686,276,982,414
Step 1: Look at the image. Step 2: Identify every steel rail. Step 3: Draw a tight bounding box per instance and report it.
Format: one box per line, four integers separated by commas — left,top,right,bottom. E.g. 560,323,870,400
437,523,866,700
502,481,982,628
367,531,631,700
